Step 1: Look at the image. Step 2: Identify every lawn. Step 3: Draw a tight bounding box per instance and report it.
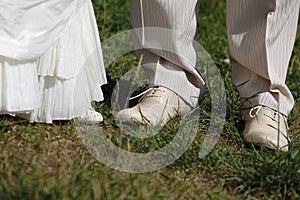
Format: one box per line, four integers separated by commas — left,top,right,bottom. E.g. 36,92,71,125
1,0,300,199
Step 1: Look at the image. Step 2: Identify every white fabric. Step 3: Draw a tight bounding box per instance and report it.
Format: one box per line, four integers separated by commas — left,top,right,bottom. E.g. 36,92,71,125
0,0,84,60
0,0,107,123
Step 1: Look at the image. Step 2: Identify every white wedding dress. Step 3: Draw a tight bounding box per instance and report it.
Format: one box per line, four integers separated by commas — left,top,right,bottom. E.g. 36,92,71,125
0,0,107,123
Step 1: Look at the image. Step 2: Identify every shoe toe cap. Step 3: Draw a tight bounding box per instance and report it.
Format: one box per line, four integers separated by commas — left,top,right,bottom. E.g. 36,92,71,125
244,130,289,151
115,109,145,124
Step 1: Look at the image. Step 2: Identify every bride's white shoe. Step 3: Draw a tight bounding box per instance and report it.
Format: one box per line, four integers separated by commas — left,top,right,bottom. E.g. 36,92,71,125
79,107,103,122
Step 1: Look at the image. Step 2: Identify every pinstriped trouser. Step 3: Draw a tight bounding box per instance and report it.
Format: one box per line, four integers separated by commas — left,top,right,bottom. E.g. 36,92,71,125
130,0,300,115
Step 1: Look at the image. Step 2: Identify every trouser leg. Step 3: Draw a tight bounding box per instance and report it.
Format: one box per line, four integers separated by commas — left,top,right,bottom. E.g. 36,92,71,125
227,0,300,115
130,0,204,107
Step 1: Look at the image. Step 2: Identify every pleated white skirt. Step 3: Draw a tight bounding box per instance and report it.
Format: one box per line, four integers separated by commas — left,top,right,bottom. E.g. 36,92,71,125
0,0,107,123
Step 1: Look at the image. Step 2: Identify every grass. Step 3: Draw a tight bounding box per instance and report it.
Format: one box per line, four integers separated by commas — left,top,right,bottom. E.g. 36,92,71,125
1,0,300,199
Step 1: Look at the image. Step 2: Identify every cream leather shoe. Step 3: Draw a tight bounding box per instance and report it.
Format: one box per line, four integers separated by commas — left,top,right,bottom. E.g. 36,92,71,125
115,86,191,126
242,105,290,152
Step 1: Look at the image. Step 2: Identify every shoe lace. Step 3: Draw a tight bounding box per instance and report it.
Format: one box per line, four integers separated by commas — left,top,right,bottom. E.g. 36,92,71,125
249,105,289,130
129,86,165,102
249,105,262,118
